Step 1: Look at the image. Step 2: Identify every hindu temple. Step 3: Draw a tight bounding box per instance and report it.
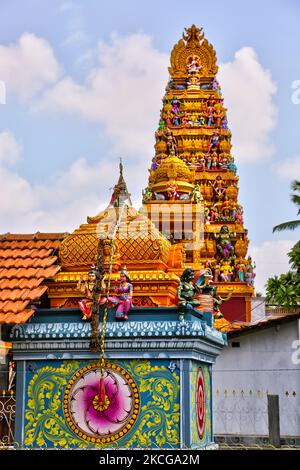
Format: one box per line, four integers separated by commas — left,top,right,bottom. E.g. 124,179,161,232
0,25,255,449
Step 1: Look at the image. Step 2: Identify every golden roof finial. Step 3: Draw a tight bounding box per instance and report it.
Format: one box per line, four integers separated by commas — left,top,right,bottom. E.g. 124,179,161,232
182,25,204,44
168,25,218,79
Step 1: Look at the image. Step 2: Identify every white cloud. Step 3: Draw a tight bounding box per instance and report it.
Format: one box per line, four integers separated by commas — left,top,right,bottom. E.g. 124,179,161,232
276,155,300,180
0,35,280,235
0,130,148,232
0,131,22,165
37,39,277,166
0,166,36,217
37,33,169,159
249,240,295,294
0,33,61,101
218,47,277,162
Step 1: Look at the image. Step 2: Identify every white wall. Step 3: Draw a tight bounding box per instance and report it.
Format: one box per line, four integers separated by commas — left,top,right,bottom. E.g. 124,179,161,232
212,319,300,437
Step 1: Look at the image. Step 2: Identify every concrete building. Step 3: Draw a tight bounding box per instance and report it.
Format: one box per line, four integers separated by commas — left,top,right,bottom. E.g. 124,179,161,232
213,310,300,446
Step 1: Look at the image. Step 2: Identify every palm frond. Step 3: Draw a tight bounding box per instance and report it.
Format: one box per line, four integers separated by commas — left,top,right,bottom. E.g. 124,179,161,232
291,194,300,206
273,220,300,233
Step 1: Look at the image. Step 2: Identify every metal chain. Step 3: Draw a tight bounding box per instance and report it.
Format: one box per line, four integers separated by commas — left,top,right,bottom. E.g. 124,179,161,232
99,203,127,375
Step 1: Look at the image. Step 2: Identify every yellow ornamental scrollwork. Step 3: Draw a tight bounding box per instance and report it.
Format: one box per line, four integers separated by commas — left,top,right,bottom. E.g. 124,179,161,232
168,25,218,79
24,360,180,449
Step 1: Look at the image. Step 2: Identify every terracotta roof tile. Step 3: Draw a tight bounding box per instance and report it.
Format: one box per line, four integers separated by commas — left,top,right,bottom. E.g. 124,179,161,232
0,233,65,324
0,309,34,324
0,286,47,301
0,248,54,259
0,300,29,313
0,256,57,269
0,278,44,290
0,265,60,279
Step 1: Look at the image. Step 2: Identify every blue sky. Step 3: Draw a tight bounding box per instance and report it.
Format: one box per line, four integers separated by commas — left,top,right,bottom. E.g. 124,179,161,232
0,0,299,292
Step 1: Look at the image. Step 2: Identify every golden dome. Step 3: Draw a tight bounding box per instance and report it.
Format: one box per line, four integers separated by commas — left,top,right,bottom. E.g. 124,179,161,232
152,156,192,184
59,205,171,271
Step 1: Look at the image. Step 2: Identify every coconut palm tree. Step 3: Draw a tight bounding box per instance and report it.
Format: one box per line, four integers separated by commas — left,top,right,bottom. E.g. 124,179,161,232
273,180,300,232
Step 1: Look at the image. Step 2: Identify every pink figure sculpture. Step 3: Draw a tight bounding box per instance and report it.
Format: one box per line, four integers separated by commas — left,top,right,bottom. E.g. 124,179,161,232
107,269,133,321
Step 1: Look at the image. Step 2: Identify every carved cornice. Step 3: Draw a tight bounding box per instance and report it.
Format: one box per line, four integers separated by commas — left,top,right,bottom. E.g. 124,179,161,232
10,319,226,346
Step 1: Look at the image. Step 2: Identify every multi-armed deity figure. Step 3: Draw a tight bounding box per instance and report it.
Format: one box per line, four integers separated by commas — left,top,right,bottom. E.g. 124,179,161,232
214,225,236,260
177,268,232,320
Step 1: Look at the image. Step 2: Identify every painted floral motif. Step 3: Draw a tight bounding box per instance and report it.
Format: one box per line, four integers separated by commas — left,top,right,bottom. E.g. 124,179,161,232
23,359,180,449
196,368,205,438
63,363,139,444
190,362,212,447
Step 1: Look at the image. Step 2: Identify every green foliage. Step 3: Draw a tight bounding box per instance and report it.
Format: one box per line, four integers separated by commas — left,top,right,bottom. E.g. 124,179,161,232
273,180,300,233
265,271,300,308
267,181,300,308
288,241,300,272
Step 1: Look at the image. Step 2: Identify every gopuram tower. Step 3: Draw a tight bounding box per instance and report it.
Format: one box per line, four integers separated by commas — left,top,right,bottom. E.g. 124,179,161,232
143,25,255,322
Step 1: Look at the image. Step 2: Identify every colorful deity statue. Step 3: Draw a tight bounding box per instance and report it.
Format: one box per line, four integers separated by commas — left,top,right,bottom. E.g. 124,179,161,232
228,157,237,175
206,131,220,155
187,74,201,89
173,115,180,126
209,204,218,222
187,54,202,74
204,206,210,224
192,184,203,204
107,269,133,320
154,192,166,200
142,186,152,203
167,182,179,200
235,257,246,282
211,154,218,170
213,262,221,282
214,225,236,260
236,206,244,225
194,269,232,319
198,115,206,126
198,157,206,171
177,268,201,320
206,106,214,126
207,94,215,108
220,260,233,282
205,155,211,170
214,109,224,128
166,131,177,155
221,115,228,129
158,118,166,130
212,78,221,94
166,111,173,127
171,97,181,114
181,112,188,127
212,175,227,200
220,155,229,171
77,267,105,320
245,256,256,287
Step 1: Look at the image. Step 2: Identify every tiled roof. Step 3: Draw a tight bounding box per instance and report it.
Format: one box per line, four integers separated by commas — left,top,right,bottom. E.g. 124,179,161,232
0,232,67,324
215,309,300,335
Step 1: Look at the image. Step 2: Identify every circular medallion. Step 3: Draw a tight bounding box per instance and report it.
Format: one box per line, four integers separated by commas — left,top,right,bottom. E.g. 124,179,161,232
63,362,140,444
196,367,206,438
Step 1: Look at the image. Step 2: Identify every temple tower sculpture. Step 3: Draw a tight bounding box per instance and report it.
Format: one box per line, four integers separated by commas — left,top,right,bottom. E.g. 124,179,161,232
143,25,255,322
